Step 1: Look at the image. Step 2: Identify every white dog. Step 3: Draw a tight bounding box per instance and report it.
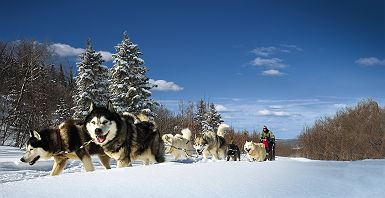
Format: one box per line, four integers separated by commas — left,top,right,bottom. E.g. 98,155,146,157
162,128,194,160
244,141,266,162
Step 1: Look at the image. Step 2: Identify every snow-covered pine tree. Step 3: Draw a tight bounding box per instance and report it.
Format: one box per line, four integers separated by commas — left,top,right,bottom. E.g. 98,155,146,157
72,39,110,120
109,32,158,117
195,99,210,133
52,98,71,126
207,102,224,132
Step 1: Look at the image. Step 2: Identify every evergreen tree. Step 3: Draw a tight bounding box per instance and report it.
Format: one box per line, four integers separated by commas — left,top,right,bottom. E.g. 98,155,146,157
58,64,66,86
72,39,110,120
52,98,71,126
109,32,158,117
195,99,209,132
207,102,224,132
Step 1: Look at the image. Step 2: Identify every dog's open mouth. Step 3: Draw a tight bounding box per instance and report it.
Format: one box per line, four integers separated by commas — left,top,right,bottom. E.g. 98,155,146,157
196,150,203,155
29,156,40,165
245,149,250,154
96,132,109,143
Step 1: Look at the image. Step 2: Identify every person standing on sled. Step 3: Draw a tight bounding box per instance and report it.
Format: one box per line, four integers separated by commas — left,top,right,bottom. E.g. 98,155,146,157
259,125,275,161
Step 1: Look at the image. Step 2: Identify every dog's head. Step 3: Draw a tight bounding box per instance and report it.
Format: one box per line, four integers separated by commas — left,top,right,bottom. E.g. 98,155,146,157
162,134,174,153
20,130,51,165
193,134,209,155
85,102,119,145
243,141,255,154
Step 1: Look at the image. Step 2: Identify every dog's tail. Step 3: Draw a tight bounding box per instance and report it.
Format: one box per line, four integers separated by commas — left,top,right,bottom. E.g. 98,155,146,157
181,128,192,140
122,112,150,124
217,124,229,137
137,113,149,122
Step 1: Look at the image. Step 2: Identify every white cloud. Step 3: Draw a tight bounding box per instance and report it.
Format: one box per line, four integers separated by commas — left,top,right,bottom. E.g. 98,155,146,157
258,109,291,117
333,104,347,108
215,104,235,112
98,51,114,62
50,43,114,62
251,46,277,56
251,44,303,57
251,57,286,68
278,44,303,52
149,79,184,91
51,43,84,56
355,57,385,66
269,105,284,109
262,69,285,76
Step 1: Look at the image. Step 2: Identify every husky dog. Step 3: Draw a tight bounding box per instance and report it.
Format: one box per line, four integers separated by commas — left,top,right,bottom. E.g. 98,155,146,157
226,144,241,161
20,120,111,176
244,141,266,162
162,128,194,160
85,102,165,168
193,124,229,160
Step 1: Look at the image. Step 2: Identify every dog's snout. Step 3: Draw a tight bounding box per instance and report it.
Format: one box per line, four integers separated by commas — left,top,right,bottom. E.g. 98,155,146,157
20,157,25,162
95,128,102,135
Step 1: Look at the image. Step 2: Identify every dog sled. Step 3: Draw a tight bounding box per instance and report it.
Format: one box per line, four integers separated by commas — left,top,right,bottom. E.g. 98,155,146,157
265,142,275,161
262,137,275,161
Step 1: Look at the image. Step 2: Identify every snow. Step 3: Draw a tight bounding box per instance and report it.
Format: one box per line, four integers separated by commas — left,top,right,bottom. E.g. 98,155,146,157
0,146,384,198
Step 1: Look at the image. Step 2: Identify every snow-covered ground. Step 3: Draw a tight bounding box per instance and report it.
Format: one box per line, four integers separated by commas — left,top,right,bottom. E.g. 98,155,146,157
0,146,384,198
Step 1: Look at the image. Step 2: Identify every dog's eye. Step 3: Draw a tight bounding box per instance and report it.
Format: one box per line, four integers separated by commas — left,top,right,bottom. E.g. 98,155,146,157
91,121,96,124
102,121,108,125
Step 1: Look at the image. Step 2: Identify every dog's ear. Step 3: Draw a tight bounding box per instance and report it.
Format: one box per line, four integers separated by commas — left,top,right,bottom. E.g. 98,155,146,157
107,101,115,113
89,102,95,112
31,130,41,140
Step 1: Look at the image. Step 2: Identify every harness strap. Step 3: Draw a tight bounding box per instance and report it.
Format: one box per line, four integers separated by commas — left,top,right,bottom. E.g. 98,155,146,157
165,144,196,158
53,128,93,155
56,128,63,153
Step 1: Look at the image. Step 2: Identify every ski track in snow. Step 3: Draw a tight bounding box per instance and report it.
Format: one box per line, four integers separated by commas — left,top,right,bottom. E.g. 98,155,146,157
0,146,385,198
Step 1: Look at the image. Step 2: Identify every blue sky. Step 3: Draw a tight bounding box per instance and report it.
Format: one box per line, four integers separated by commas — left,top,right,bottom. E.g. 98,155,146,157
1,0,384,139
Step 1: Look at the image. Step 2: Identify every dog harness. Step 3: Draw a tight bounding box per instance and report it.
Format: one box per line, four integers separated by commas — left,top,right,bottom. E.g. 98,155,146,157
56,128,64,153
53,128,93,155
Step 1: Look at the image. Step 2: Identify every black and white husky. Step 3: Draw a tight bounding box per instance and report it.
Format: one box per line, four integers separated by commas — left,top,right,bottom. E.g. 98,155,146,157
20,120,111,176
84,102,165,168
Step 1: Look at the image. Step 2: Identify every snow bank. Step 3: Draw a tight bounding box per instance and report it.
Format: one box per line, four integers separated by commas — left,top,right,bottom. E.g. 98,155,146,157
0,146,384,198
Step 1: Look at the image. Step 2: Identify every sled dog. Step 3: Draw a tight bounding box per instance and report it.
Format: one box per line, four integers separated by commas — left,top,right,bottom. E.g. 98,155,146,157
162,128,194,160
85,102,165,168
20,120,111,176
193,124,229,160
226,143,241,161
244,141,266,162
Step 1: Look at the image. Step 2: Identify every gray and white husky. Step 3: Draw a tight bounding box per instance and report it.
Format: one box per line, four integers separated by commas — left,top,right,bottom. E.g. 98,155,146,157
193,124,229,160
20,120,111,176
84,102,165,168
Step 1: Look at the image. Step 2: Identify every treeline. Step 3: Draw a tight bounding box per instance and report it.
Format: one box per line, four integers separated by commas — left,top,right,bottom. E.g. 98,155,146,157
0,40,74,147
298,98,385,161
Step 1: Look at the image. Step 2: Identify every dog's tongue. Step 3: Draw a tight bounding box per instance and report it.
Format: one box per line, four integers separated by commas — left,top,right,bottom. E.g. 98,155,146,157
97,136,105,143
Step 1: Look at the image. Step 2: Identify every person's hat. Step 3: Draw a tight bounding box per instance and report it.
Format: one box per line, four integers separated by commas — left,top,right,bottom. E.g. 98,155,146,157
263,125,267,129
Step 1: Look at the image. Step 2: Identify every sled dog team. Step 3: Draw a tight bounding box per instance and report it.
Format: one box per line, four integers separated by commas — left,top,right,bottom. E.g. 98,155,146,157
20,102,268,176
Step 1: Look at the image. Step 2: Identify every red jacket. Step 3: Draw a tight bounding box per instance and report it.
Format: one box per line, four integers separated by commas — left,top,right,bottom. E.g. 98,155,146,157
262,137,269,148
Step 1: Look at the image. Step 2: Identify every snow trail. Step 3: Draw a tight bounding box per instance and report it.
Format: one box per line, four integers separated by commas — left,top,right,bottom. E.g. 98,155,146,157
0,146,384,198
